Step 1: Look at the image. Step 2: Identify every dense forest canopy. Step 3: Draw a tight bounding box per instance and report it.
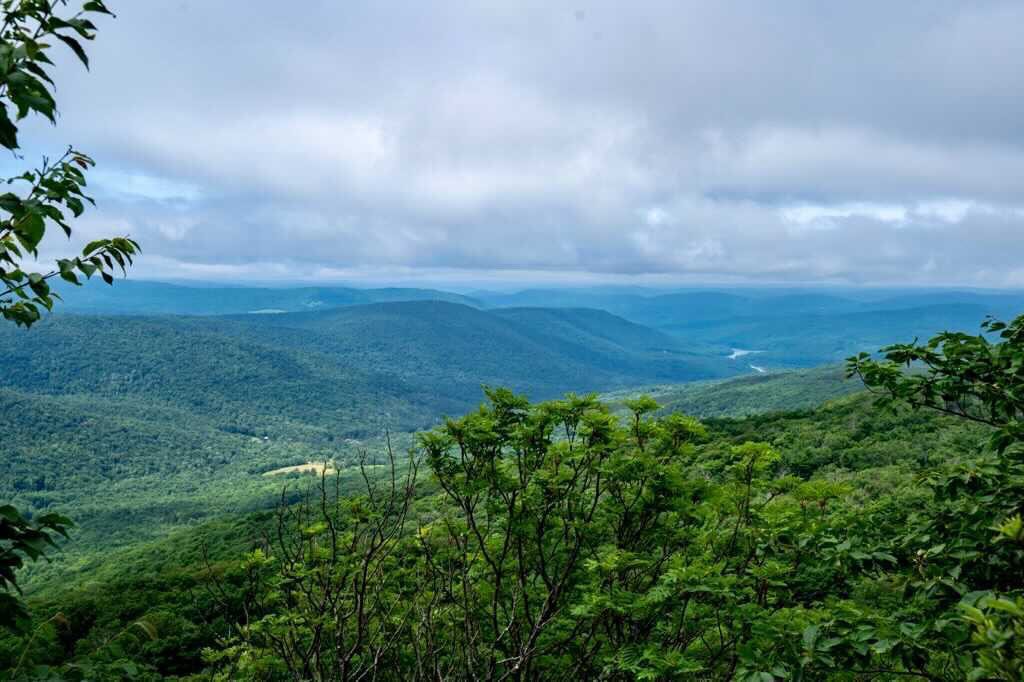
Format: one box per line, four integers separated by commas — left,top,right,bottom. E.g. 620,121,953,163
0,313,1020,680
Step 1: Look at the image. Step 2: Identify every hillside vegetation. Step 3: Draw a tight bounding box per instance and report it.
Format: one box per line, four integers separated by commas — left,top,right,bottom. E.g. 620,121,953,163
0,302,740,579
2,383,1010,680
603,365,860,418
0,302,737,436
0,293,1021,679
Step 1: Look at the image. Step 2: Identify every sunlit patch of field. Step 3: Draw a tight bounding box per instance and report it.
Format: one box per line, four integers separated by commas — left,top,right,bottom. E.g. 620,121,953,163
262,461,336,477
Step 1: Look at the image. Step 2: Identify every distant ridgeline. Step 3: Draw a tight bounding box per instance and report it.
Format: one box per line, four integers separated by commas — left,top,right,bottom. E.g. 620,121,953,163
54,279,1024,367
49,279,483,315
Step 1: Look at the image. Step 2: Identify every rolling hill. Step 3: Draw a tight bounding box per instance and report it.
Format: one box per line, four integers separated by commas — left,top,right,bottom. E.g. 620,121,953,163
0,300,741,577
0,300,741,441
661,303,1000,366
50,281,1024,372
602,365,861,419
476,287,1024,368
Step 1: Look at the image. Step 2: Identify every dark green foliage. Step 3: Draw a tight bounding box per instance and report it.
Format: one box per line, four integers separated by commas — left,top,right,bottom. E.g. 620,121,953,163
0,506,70,631
846,313,1024,678
848,313,1024,452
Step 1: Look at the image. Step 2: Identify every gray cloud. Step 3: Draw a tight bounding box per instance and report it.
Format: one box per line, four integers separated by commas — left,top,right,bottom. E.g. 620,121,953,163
9,0,1024,286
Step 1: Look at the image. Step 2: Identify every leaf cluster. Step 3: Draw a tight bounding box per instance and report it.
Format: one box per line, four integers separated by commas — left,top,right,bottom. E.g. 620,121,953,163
0,0,139,327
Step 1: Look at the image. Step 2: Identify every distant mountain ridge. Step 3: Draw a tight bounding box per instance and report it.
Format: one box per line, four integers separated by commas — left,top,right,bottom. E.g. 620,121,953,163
476,287,1024,367
52,279,481,315
41,279,1024,370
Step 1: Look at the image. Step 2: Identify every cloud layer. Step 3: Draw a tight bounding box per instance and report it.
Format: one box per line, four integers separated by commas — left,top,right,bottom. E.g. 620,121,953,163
11,1,1024,286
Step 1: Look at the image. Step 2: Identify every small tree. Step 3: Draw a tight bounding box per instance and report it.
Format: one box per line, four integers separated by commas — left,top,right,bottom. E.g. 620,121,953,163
0,0,139,631
848,314,1024,679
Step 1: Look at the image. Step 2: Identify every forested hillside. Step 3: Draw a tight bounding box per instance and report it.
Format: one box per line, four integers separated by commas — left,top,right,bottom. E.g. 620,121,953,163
0,302,741,580
3,297,1022,680
5,361,847,581
0,303,736,432
0,385,379,566
603,366,861,418
1,381,1011,679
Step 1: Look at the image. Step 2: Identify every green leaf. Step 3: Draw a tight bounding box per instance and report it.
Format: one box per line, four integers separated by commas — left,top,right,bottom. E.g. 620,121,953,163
0,105,18,149
82,239,108,256
55,34,89,69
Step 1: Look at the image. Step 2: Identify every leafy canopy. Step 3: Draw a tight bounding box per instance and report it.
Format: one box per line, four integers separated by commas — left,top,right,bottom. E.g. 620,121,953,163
847,313,1024,454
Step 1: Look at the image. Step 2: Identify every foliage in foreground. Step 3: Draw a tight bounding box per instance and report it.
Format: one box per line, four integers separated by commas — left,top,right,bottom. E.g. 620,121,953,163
3,315,1023,680
198,383,1023,681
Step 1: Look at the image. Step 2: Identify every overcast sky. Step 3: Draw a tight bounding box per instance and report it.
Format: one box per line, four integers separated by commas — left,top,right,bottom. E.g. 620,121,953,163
11,1,1024,287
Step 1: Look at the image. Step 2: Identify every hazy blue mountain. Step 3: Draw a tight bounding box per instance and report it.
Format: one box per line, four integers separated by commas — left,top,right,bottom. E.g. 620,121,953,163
664,303,999,367
51,279,481,315
865,291,1024,319
40,281,1024,373
475,286,1024,368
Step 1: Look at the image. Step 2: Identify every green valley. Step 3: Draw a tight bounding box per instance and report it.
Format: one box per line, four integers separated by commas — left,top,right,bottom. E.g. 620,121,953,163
1,1,1022,677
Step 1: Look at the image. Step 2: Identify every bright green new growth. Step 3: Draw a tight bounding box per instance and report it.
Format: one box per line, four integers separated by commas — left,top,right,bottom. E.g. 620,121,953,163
848,314,1024,679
